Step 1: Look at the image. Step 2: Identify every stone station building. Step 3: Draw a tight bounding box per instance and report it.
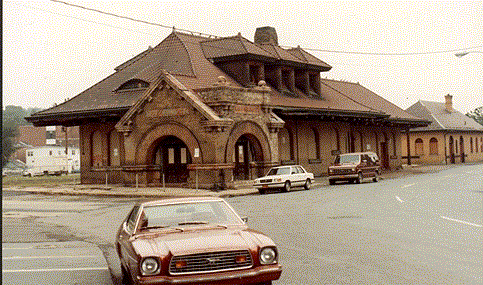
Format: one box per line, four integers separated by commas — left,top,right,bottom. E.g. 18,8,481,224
28,27,428,189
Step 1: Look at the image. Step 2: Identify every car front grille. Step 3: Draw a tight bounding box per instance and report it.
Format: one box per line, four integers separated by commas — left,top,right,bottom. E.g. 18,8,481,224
259,179,272,183
169,250,253,275
332,169,354,175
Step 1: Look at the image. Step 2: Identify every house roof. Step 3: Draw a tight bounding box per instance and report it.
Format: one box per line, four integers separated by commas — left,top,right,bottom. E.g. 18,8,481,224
406,100,483,132
27,30,427,128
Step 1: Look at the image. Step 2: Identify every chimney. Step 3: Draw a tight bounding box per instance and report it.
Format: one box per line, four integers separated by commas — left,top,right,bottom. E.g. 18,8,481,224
445,94,453,112
254,26,278,45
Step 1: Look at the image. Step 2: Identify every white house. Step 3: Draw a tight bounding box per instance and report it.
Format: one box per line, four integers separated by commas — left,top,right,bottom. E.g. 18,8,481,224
25,146,80,175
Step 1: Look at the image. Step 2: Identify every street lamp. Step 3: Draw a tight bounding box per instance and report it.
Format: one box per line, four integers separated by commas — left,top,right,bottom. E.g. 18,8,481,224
455,51,483,58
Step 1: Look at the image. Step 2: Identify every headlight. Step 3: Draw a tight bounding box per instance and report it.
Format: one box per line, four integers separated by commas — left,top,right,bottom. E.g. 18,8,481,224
351,168,356,172
274,178,282,182
141,257,160,275
260,247,277,264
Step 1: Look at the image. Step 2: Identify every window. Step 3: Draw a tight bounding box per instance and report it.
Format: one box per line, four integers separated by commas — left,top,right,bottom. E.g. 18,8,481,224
49,151,53,156
429,138,438,155
476,137,479,153
415,138,424,156
310,127,320,160
117,79,148,91
249,65,260,86
470,138,473,153
72,150,75,155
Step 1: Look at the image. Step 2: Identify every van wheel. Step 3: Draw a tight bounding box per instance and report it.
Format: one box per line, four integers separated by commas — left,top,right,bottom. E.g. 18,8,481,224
356,172,363,184
283,181,291,192
329,179,335,185
373,171,379,182
304,179,311,190
258,189,266,195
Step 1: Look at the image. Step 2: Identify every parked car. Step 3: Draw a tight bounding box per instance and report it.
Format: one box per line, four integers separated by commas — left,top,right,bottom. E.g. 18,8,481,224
328,152,380,185
116,197,282,285
253,165,314,194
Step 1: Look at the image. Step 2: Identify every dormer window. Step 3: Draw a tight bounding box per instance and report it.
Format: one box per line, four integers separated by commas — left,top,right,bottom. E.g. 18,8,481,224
308,73,321,98
248,64,263,86
117,79,149,91
281,69,295,96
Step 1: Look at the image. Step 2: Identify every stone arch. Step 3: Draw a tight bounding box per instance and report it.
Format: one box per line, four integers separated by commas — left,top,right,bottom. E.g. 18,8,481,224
136,122,202,165
225,120,271,164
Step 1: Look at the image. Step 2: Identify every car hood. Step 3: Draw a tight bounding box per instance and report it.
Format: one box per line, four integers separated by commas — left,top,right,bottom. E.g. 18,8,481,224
131,226,273,257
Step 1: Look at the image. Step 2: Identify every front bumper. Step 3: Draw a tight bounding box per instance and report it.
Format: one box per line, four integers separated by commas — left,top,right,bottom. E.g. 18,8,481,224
136,264,282,284
328,174,358,180
253,182,285,189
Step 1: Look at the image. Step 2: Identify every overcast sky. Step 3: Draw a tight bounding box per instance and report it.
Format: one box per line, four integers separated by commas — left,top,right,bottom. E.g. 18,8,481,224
3,1,482,114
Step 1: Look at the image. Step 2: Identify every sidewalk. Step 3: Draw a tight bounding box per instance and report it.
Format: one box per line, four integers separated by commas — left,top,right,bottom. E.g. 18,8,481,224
2,163,461,198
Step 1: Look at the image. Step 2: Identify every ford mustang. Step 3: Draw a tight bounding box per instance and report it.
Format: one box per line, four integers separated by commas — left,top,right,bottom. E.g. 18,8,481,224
116,197,282,284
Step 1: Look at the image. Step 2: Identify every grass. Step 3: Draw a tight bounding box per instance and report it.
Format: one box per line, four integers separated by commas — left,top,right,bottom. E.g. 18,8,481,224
2,173,81,188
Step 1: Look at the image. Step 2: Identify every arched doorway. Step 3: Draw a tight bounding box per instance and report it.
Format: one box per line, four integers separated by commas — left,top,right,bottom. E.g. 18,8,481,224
449,136,455,164
460,136,465,163
233,134,263,180
153,136,192,183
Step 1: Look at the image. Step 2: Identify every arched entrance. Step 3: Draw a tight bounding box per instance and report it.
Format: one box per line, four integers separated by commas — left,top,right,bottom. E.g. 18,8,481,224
460,136,465,163
153,136,192,183
449,136,455,164
233,134,263,180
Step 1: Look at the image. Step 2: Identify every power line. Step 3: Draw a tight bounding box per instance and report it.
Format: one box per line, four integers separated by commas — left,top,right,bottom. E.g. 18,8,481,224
49,0,482,56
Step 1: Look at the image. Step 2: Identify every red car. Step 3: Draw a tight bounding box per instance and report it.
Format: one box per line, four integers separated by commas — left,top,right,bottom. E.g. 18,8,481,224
116,197,282,285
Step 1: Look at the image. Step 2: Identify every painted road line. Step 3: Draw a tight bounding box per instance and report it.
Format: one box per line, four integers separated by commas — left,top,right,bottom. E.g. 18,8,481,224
395,196,404,203
3,267,109,273
440,216,483,228
3,255,100,260
402,183,415,188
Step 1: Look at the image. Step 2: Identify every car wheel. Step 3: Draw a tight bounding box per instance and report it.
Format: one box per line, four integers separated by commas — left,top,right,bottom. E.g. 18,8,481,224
329,179,335,185
120,263,133,285
304,178,311,190
373,171,379,182
283,181,291,192
258,188,266,195
356,172,363,184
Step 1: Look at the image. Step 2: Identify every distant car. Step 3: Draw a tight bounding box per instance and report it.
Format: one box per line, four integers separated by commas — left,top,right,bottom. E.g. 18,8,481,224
328,152,380,185
22,168,44,177
116,197,282,285
253,165,314,194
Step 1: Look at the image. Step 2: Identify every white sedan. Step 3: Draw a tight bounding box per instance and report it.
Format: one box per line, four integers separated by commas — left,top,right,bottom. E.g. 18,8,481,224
253,165,314,194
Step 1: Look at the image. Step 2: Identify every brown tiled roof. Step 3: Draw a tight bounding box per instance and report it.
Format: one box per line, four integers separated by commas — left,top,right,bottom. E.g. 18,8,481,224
201,34,275,61
287,47,332,70
27,30,426,128
406,100,483,132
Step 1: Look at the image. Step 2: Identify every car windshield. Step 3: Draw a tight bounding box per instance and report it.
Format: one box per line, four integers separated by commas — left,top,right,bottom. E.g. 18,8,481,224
267,167,290,176
335,154,360,164
141,201,243,229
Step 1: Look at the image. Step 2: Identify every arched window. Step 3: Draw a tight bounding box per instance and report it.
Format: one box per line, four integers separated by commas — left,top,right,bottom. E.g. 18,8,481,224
278,128,294,162
476,137,479,153
91,130,104,167
429,138,438,155
455,140,459,154
310,127,320,160
116,79,149,91
415,138,424,156
470,137,473,153
109,130,121,166
392,133,397,156
481,137,483,152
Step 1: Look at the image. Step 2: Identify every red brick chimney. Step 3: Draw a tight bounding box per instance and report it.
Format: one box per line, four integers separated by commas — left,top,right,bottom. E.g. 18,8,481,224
445,94,453,112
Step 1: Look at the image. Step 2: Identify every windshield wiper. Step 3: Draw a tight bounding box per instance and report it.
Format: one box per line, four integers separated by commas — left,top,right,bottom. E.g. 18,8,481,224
178,221,208,226
142,225,169,230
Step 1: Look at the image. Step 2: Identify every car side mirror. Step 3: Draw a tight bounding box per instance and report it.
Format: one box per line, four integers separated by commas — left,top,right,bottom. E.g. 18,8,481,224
241,216,249,223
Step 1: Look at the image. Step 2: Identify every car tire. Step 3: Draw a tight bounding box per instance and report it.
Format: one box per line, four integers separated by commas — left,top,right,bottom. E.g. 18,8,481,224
283,181,291,192
120,263,133,285
329,179,335,185
258,188,266,195
372,171,379,182
304,178,311,190
356,172,363,184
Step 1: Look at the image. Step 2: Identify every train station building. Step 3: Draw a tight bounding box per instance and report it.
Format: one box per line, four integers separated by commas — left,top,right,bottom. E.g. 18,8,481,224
28,27,428,189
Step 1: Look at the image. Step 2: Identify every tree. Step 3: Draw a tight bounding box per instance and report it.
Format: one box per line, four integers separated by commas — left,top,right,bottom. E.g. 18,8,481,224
466,106,483,126
2,121,18,168
2,105,43,167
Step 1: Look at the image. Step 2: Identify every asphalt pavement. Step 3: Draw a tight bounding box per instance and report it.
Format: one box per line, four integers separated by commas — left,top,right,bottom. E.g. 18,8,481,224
2,164,460,198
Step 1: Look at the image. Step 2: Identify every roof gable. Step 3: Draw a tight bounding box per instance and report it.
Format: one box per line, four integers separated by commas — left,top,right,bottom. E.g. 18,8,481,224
407,100,483,131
